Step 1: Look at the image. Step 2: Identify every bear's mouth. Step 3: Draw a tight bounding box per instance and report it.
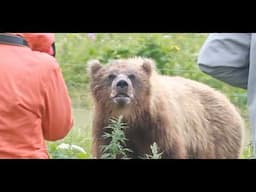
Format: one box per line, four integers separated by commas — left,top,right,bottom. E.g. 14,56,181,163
112,93,132,106
114,93,129,98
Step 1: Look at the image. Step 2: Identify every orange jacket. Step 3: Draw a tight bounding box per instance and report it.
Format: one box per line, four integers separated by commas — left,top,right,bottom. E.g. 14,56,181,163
0,34,73,158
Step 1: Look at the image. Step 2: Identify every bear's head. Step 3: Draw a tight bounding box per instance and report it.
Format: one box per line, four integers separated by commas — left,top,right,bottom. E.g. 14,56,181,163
87,57,156,111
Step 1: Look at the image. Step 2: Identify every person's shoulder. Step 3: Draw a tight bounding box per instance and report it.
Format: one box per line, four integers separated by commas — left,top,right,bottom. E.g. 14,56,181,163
30,51,62,86
32,51,60,71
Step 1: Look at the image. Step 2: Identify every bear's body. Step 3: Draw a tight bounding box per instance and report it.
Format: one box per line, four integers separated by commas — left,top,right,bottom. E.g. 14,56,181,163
88,57,245,159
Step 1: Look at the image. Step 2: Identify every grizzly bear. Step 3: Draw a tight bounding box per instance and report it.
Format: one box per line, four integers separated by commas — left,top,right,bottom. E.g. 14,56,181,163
87,57,245,159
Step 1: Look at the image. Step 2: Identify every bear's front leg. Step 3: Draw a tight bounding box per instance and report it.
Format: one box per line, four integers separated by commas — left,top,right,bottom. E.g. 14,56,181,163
92,124,110,159
156,129,187,159
162,138,187,159
92,137,104,159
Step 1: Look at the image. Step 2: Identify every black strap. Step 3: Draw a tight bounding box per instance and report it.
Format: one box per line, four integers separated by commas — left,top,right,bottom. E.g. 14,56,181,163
0,34,29,47
52,43,56,57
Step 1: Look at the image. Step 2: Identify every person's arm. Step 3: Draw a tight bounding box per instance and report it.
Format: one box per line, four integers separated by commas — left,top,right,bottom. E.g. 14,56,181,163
42,62,73,141
198,33,251,89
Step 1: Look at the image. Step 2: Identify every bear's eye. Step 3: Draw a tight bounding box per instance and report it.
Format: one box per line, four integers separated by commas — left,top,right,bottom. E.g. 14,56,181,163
108,74,116,81
128,74,136,80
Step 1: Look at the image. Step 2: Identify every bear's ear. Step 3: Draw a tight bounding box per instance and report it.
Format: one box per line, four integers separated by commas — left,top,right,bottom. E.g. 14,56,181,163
142,58,155,76
87,59,103,78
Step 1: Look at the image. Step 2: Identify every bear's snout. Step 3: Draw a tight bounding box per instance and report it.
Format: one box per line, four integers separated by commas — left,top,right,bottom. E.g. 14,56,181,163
116,79,129,93
110,74,134,106
111,75,133,96
116,80,128,89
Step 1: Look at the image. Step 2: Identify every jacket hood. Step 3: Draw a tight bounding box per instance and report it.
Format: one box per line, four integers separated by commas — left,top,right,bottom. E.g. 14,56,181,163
12,33,55,56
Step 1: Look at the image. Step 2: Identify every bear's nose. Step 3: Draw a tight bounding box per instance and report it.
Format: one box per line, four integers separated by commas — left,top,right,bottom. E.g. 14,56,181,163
116,80,128,89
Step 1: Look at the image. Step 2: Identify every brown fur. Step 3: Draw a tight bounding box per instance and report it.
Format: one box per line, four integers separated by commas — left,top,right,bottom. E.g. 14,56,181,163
88,57,245,159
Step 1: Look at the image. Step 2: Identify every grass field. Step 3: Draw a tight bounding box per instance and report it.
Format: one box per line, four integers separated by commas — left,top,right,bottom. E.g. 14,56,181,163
47,33,252,159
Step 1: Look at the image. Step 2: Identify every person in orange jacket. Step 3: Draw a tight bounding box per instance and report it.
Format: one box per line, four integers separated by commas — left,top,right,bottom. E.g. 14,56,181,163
0,33,73,158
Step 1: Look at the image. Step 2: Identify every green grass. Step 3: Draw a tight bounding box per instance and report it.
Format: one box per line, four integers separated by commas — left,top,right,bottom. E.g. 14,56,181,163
47,33,252,159
47,108,93,159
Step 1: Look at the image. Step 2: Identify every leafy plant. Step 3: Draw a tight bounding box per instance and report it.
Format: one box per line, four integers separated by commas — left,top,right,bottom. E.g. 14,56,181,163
144,142,163,159
100,115,163,159
101,116,132,159
241,142,254,159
